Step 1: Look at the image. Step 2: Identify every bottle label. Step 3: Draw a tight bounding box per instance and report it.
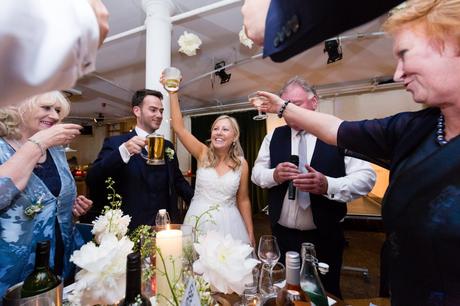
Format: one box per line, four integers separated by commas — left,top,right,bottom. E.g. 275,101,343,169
180,277,200,306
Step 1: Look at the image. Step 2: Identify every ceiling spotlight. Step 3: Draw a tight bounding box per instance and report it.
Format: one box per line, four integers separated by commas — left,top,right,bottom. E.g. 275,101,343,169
324,39,343,64
214,61,231,84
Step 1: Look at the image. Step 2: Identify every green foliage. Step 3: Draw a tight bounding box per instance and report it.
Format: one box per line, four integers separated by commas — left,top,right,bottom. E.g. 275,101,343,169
188,204,220,239
104,177,122,212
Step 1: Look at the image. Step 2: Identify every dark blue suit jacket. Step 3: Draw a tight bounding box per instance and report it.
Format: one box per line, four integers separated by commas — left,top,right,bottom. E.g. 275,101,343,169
263,0,404,62
86,131,193,229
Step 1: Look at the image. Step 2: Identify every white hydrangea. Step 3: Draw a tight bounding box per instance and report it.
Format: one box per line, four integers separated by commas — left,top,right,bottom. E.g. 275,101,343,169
178,31,202,56
92,209,131,244
192,231,259,295
68,233,134,305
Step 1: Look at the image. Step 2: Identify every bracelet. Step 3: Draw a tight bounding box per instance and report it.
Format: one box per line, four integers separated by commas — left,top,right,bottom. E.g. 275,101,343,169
27,138,45,156
277,100,291,118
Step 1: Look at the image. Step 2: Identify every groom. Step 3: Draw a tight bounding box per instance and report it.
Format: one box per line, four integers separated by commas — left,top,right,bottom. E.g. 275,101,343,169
86,89,193,229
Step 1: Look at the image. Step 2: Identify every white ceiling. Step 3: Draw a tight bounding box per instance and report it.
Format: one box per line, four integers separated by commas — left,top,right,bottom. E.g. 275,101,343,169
68,0,398,122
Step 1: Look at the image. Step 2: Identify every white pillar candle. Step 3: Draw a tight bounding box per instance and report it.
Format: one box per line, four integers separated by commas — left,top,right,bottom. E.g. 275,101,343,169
155,229,182,305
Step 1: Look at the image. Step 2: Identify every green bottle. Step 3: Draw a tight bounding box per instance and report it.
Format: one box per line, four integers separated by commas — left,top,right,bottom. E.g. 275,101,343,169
119,252,152,306
299,254,328,306
21,240,60,298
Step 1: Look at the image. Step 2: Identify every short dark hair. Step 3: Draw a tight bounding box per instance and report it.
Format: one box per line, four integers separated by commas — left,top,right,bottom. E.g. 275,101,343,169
131,89,163,108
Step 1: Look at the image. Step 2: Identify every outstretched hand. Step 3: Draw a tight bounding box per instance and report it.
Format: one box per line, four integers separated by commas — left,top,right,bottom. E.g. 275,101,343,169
293,164,328,195
241,0,271,46
88,0,109,47
251,91,284,114
31,123,82,149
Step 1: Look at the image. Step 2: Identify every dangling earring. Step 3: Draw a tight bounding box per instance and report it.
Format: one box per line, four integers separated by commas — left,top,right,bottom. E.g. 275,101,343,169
232,141,236,147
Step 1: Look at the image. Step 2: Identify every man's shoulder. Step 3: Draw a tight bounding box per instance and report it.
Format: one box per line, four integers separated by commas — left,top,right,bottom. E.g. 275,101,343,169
105,132,134,144
272,125,291,137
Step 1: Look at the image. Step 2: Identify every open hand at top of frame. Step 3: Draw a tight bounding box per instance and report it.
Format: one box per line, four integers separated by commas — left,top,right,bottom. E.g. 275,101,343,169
241,0,271,46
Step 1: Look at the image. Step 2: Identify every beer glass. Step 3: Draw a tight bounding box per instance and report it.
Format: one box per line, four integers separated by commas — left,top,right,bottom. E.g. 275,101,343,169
163,67,182,92
249,92,268,120
141,133,165,165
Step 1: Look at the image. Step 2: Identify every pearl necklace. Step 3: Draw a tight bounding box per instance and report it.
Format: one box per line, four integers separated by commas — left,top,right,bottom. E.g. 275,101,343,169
436,114,448,146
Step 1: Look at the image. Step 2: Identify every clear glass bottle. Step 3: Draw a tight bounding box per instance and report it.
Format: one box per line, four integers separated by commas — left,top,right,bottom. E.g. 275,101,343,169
21,240,60,297
300,254,328,306
155,209,170,229
301,242,317,260
119,252,152,306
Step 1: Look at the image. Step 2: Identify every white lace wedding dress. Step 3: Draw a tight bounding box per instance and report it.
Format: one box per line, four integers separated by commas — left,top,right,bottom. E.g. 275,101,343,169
183,166,250,244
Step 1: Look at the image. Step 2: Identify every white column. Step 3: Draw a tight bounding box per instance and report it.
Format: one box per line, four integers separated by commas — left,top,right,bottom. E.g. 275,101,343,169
142,0,176,140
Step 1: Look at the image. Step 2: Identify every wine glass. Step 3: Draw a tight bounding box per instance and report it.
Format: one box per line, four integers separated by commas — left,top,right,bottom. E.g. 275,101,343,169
249,92,268,120
257,235,280,297
259,262,285,297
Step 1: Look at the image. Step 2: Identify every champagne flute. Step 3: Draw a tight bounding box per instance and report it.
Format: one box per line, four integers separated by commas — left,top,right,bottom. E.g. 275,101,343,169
257,235,280,297
249,92,268,120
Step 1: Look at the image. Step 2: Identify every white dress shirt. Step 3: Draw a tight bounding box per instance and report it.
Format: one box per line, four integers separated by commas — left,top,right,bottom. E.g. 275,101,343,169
119,127,150,164
1,0,99,106
251,127,376,230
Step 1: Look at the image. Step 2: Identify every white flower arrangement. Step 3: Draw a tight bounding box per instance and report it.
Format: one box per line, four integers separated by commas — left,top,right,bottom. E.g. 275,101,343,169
92,209,131,244
178,31,202,56
193,231,259,295
239,26,254,49
66,179,258,305
68,234,134,305
67,177,134,305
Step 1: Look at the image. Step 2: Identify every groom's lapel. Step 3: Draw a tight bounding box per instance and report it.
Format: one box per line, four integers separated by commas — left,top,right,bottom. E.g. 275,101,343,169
382,135,460,231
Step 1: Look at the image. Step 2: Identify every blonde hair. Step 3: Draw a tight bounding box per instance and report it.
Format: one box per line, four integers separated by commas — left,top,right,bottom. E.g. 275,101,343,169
384,0,460,50
0,91,70,139
18,91,70,122
202,115,243,170
0,107,22,139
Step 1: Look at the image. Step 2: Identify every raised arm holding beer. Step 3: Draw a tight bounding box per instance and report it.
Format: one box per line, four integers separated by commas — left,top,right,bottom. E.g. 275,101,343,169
160,70,255,246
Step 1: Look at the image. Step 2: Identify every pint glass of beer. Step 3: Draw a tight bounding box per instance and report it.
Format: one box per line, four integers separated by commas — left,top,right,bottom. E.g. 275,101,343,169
163,67,181,92
143,133,165,165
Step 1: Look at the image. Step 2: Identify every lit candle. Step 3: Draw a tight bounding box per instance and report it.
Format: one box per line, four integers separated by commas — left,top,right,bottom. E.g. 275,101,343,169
155,229,182,305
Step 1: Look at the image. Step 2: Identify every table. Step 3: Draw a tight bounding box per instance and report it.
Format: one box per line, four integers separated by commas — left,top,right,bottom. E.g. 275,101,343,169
213,292,347,306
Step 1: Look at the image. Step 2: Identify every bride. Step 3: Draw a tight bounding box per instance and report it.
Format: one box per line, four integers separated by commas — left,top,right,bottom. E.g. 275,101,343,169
160,74,255,246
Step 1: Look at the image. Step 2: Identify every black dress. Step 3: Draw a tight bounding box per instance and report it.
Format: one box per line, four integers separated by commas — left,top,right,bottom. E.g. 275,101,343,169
338,108,460,306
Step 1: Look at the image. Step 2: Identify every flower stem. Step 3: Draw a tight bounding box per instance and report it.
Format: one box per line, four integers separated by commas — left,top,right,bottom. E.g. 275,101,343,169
156,247,179,306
